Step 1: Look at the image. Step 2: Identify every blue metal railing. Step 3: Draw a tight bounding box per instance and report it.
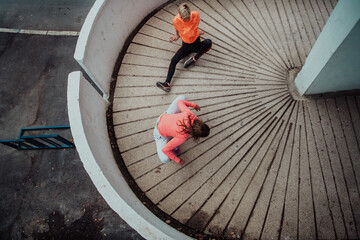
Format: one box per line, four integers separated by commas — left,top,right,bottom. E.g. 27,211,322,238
0,125,75,150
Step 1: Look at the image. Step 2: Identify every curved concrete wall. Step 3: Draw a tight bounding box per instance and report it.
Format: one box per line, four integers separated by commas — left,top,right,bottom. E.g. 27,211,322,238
67,72,191,240
68,1,193,239
74,0,169,99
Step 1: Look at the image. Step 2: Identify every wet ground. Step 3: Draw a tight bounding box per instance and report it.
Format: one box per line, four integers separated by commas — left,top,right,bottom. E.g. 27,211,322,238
0,1,143,239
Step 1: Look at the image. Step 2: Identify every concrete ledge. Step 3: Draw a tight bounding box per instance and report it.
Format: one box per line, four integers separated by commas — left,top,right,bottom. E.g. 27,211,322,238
74,0,169,99
67,71,191,240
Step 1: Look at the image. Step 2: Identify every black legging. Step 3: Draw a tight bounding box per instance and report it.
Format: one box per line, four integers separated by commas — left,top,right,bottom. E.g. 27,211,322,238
165,37,212,84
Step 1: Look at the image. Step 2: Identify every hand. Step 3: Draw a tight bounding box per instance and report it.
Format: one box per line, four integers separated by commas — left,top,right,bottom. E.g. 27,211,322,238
194,105,201,111
199,30,205,35
178,159,185,166
170,35,179,42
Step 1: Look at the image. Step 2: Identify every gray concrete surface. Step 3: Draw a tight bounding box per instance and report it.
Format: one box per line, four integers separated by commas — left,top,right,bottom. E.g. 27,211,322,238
0,0,93,31
0,1,143,239
113,0,360,239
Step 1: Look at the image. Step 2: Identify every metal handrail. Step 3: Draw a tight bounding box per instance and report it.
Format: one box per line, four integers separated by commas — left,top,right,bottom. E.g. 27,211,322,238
0,125,75,150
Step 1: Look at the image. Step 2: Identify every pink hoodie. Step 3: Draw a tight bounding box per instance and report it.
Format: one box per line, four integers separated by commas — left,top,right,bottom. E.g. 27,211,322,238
157,100,197,163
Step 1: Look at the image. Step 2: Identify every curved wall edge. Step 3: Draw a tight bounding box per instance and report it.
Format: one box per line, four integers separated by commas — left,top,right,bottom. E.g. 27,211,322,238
74,0,169,98
74,0,107,98
67,71,192,240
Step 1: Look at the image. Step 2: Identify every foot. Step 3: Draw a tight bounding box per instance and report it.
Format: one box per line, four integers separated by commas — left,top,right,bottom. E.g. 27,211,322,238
184,56,196,68
156,81,170,92
172,147,181,156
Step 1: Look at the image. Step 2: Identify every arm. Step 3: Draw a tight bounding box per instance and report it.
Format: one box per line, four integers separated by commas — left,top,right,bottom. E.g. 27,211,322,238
170,30,180,42
177,100,201,114
162,135,187,164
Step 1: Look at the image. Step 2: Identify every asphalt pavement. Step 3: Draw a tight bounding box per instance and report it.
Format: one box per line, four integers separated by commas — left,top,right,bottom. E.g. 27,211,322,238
0,1,143,239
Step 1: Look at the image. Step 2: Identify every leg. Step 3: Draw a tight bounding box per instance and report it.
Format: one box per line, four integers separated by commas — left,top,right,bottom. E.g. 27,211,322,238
194,39,212,60
153,126,170,163
165,44,193,84
165,95,186,114
184,38,212,68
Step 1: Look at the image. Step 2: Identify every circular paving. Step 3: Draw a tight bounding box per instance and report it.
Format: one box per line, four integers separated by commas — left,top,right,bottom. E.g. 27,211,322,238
112,0,360,239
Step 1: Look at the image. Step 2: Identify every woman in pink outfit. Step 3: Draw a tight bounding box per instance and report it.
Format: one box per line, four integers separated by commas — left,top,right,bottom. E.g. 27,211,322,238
153,95,210,166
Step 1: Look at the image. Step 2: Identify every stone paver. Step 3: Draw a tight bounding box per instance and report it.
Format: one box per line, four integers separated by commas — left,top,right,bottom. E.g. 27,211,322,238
112,0,360,239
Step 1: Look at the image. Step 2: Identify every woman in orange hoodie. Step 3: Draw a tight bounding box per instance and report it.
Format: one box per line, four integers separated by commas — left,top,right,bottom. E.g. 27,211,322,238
153,95,210,166
156,3,212,92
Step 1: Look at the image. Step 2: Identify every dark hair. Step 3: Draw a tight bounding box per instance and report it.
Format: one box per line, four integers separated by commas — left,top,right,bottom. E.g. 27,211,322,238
177,115,210,141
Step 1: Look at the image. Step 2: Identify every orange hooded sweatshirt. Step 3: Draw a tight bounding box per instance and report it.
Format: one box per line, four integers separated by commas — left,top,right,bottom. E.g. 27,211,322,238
173,11,200,44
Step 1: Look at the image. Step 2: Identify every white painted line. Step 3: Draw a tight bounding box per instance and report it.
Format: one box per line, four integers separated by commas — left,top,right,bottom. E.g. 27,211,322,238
0,28,19,33
19,29,48,35
47,30,79,36
0,27,79,36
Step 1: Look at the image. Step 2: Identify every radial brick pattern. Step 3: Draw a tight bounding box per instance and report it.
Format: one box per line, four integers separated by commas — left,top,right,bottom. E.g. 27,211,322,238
112,0,360,239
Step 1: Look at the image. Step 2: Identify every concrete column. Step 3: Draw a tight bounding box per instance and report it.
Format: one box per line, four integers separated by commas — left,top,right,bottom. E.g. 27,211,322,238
295,0,360,96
